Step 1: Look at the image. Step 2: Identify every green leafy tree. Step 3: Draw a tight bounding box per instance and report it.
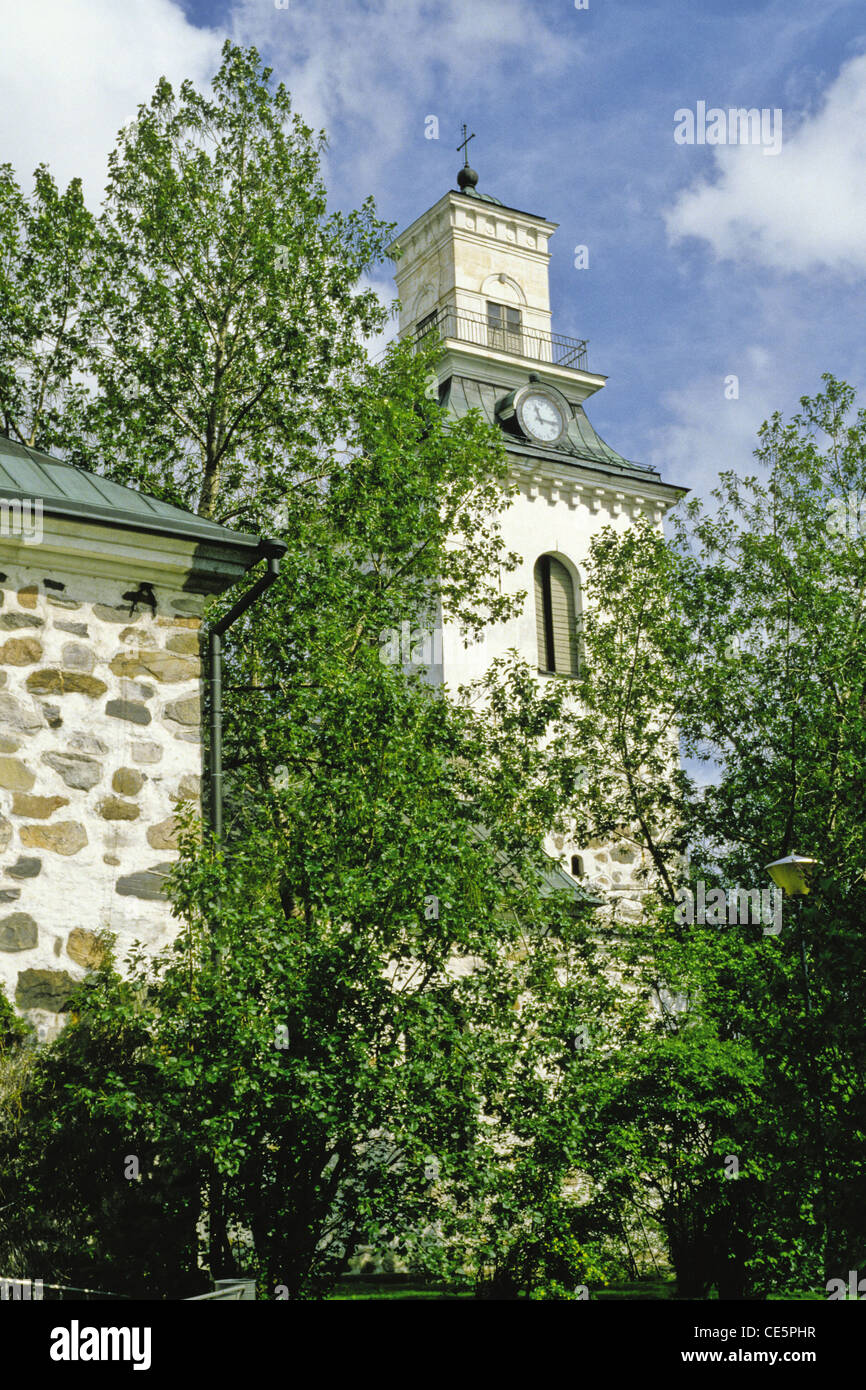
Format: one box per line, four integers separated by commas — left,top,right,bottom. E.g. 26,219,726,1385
0,163,95,450
83,41,390,520
558,375,866,1296
0,221,611,1297
0,654,608,1298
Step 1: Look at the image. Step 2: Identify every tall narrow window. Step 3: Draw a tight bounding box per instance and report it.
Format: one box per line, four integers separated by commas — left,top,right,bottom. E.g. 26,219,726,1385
487,300,522,352
534,554,579,676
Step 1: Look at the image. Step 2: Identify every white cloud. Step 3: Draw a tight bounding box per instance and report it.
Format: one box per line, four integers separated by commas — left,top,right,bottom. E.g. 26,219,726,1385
664,51,866,275
231,0,572,197
0,0,573,214
646,348,781,499
0,0,222,204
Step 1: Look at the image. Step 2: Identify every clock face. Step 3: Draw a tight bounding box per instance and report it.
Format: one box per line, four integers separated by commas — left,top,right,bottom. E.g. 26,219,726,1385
519,391,566,443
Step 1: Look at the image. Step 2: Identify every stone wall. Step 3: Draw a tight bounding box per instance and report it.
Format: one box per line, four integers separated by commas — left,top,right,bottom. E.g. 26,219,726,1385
0,560,205,1039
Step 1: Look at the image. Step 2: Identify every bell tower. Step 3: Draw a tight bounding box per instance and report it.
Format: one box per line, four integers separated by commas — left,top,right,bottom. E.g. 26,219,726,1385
387,154,685,901
390,148,602,405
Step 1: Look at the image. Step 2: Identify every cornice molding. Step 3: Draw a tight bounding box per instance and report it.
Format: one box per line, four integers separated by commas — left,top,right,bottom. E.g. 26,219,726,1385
508,462,680,522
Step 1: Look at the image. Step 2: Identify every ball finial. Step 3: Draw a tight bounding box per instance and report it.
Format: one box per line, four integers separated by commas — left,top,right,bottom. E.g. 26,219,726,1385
456,124,478,193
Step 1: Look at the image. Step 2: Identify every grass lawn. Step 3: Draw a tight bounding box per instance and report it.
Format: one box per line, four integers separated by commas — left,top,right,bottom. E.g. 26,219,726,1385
328,1278,674,1300
329,1282,472,1300
328,1278,825,1300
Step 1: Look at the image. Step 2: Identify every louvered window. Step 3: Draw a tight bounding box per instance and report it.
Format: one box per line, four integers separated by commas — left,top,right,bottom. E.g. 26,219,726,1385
487,300,522,353
534,554,579,676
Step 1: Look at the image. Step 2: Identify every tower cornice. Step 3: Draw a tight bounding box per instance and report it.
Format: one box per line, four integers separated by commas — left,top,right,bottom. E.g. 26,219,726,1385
387,189,558,265
428,344,606,401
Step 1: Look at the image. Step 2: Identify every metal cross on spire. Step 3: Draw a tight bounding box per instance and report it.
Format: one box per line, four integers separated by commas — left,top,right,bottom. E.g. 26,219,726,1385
457,123,476,167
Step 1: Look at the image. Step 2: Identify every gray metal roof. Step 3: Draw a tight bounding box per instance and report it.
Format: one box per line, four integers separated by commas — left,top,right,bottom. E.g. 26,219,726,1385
440,375,663,483
0,435,261,554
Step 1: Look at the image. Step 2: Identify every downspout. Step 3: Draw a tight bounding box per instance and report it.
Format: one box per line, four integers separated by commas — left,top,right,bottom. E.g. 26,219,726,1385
208,537,287,838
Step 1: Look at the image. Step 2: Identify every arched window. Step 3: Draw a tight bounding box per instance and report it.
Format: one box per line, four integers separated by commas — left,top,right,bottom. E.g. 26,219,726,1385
534,554,579,676
571,854,585,879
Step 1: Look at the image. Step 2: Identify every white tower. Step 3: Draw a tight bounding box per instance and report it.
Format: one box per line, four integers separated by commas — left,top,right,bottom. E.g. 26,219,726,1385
388,153,684,900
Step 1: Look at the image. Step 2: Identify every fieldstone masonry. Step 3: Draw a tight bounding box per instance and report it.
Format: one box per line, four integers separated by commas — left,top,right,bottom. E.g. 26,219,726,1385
0,562,206,1040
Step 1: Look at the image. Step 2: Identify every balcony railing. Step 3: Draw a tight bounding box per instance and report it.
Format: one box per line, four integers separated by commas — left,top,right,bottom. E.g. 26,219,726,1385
415,307,588,372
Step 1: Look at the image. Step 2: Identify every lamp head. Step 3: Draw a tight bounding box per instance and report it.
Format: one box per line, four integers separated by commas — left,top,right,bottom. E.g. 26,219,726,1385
765,854,819,896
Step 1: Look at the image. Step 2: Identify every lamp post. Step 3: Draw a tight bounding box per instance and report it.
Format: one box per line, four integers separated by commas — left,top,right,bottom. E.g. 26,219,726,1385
765,852,827,1278
766,854,819,1013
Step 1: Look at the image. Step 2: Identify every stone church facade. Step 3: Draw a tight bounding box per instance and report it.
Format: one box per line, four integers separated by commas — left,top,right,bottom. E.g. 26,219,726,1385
0,435,263,1039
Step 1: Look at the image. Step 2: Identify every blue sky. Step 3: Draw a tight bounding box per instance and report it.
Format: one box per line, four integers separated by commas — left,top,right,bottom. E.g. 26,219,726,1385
3,0,866,501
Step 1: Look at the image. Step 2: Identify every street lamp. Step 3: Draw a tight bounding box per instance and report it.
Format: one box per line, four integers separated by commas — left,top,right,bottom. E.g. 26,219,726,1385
766,854,819,1012
765,851,828,1276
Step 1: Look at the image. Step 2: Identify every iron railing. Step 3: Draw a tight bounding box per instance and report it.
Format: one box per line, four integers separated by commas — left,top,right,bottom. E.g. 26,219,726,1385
416,307,588,372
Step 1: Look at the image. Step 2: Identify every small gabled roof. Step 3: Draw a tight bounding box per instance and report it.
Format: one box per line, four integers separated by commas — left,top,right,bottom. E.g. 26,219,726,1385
0,435,262,555
469,822,601,913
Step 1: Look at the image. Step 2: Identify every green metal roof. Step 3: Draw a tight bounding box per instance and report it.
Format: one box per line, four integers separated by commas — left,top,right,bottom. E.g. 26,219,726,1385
440,375,663,482
468,822,601,911
0,435,262,554
454,186,505,207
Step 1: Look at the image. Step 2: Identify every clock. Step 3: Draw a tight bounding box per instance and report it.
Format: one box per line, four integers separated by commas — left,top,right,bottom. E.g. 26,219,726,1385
494,382,571,447
518,389,566,444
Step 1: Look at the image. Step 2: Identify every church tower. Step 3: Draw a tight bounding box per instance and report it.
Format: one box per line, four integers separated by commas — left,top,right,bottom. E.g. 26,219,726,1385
388,148,684,900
